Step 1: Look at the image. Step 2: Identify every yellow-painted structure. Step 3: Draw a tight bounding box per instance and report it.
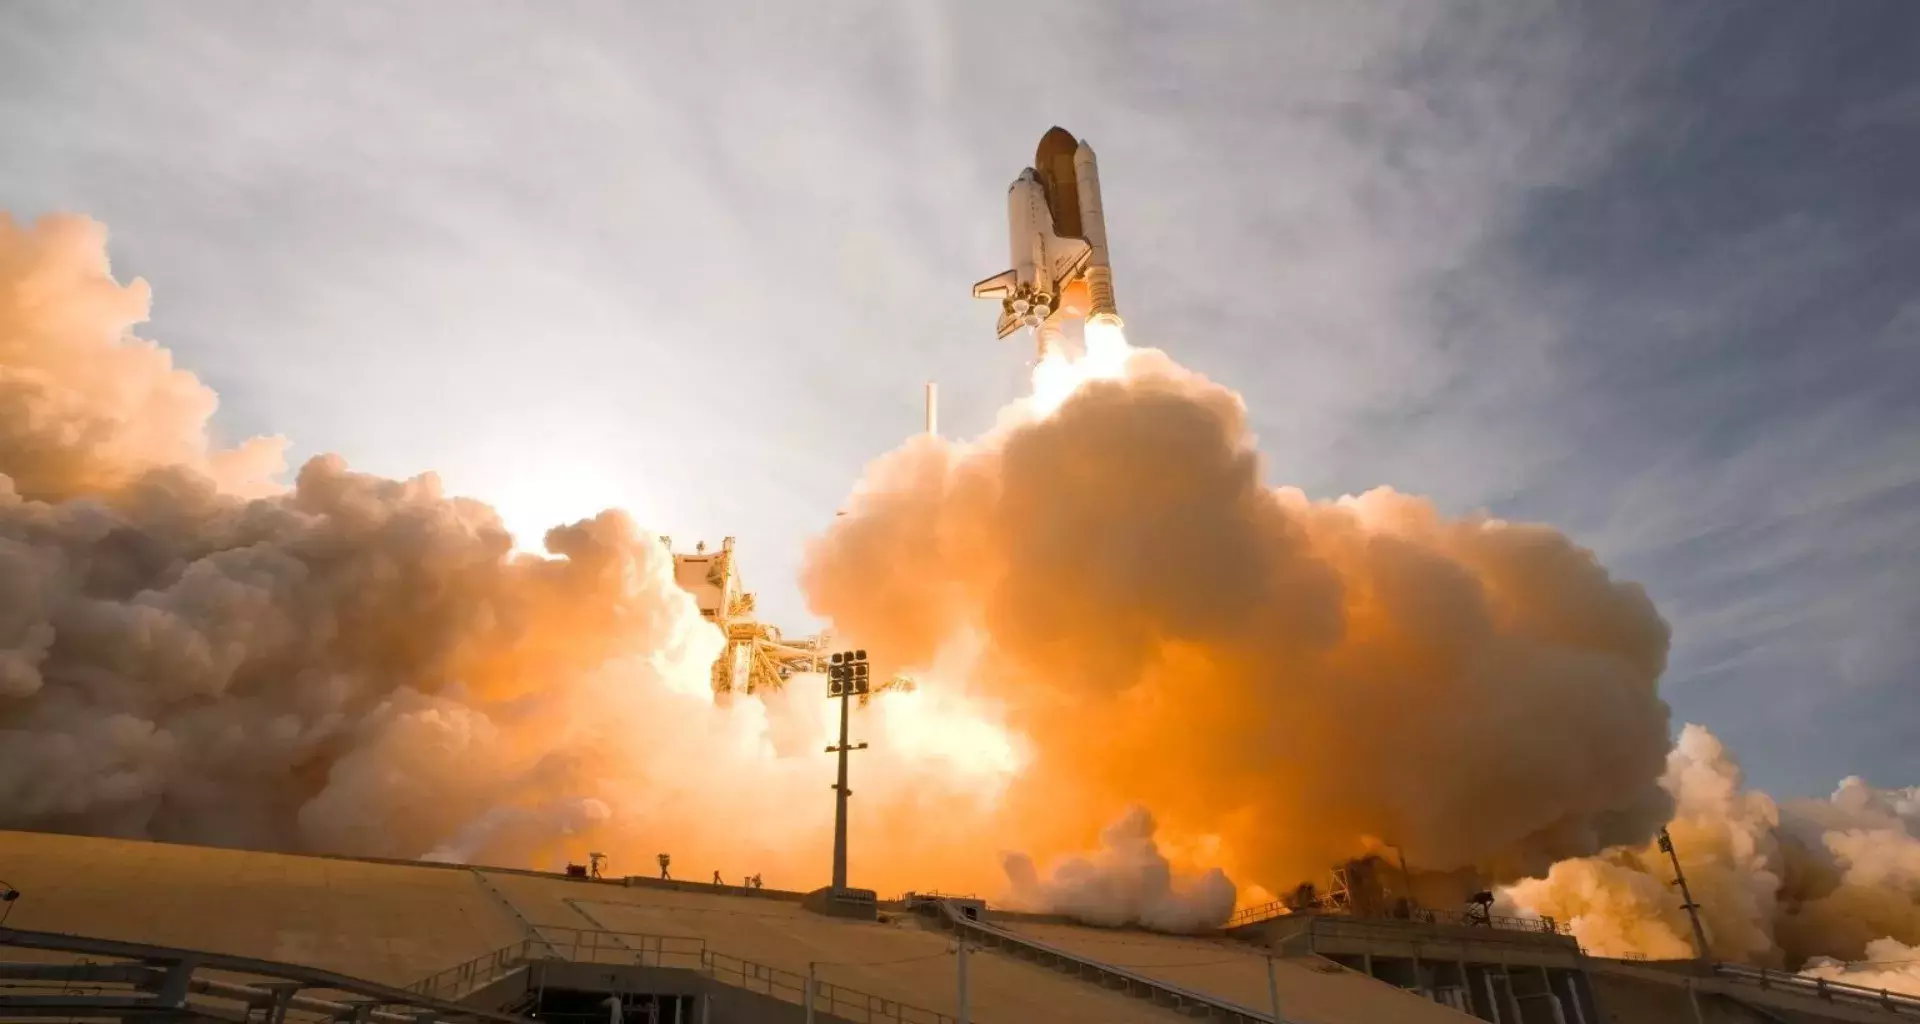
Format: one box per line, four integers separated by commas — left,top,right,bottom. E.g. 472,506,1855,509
667,536,911,702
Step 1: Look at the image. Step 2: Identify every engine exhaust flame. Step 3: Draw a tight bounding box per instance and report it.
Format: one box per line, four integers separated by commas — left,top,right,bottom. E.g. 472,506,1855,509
1029,319,1134,419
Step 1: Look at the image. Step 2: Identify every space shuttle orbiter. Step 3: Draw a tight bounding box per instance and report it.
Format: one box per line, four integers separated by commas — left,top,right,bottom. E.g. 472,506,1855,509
972,127,1121,358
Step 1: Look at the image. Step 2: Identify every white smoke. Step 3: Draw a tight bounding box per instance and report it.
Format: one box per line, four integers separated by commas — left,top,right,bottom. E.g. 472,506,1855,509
424,798,615,867
1001,806,1237,933
1503,724,1920,994
1802,938,1920,995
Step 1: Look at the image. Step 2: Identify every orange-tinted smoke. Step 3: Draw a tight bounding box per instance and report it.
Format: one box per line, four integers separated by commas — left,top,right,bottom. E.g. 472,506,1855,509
0,214,284,503
5,209,1909,977
1002,805,1237,932
0,212,1015,895
803,341,1679,903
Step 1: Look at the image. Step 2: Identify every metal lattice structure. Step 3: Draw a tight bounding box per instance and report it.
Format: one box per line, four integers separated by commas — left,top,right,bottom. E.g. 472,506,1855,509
667,536,914,704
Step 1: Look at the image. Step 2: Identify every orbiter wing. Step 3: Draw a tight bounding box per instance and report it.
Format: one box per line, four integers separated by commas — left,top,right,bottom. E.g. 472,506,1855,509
972,270,1023,338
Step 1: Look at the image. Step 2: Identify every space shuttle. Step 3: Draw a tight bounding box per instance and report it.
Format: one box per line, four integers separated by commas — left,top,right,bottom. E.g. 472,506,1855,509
972,127,1121,358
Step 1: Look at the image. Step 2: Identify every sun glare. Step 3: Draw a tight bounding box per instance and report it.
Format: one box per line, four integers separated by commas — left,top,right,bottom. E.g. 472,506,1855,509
480,458,637,554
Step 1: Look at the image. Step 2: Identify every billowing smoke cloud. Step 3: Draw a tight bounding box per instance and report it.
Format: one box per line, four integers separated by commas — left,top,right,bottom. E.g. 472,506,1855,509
0,215,285,505
1802,939,1920,995
1002,805,1236,932
0,212,1016,889
6,208,1911,981
1503,724,1920,993
803,326,1679,919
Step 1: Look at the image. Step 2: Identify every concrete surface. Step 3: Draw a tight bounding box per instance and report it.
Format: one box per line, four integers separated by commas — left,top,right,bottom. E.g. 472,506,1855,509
0,831,1192,1022
0,829,523,984
480,871,1195,1023
997,920,1481,1024
13,830,1880,1024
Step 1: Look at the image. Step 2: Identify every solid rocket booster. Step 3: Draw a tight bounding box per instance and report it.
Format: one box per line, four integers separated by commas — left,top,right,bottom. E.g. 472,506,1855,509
972,127,1122,356
1072,141,1119,325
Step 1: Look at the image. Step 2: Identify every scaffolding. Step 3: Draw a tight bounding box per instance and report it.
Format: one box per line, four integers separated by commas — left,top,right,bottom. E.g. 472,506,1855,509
666,536,913,703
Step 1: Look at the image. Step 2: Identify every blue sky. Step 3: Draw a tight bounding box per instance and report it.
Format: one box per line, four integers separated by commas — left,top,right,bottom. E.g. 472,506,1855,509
2,2,1914,799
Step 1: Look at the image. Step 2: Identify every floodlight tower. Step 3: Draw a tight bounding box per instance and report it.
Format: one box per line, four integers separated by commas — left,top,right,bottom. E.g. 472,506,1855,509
825,650,872,891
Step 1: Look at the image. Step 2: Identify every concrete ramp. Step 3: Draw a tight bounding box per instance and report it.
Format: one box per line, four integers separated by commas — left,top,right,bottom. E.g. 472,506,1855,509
29,831,1896,1024
0,830,524,984
994,919,1481,1024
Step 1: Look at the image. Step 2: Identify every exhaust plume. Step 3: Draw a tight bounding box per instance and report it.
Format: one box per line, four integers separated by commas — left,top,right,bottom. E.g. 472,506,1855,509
1502,724,1920,992
803,321,1679,919
0,215,285,504
1001,805,1237,933
0,212,1014,889
5,208,1912,983
1802,939,1920,995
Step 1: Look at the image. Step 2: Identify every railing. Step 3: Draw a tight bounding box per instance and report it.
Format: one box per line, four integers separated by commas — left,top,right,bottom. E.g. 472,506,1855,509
404,925,954,1024
705,950,954,1024
1225,901,1569,936
409,939,540,1001
529,925,707,970
892,890,984,905
1716,963,1920,1017
1409,906,1567,935
1290,913,1580,960
1,925,531,1024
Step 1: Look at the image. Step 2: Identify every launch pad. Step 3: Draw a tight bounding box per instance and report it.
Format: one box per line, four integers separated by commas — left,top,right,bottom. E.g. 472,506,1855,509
3,830,1894,1024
